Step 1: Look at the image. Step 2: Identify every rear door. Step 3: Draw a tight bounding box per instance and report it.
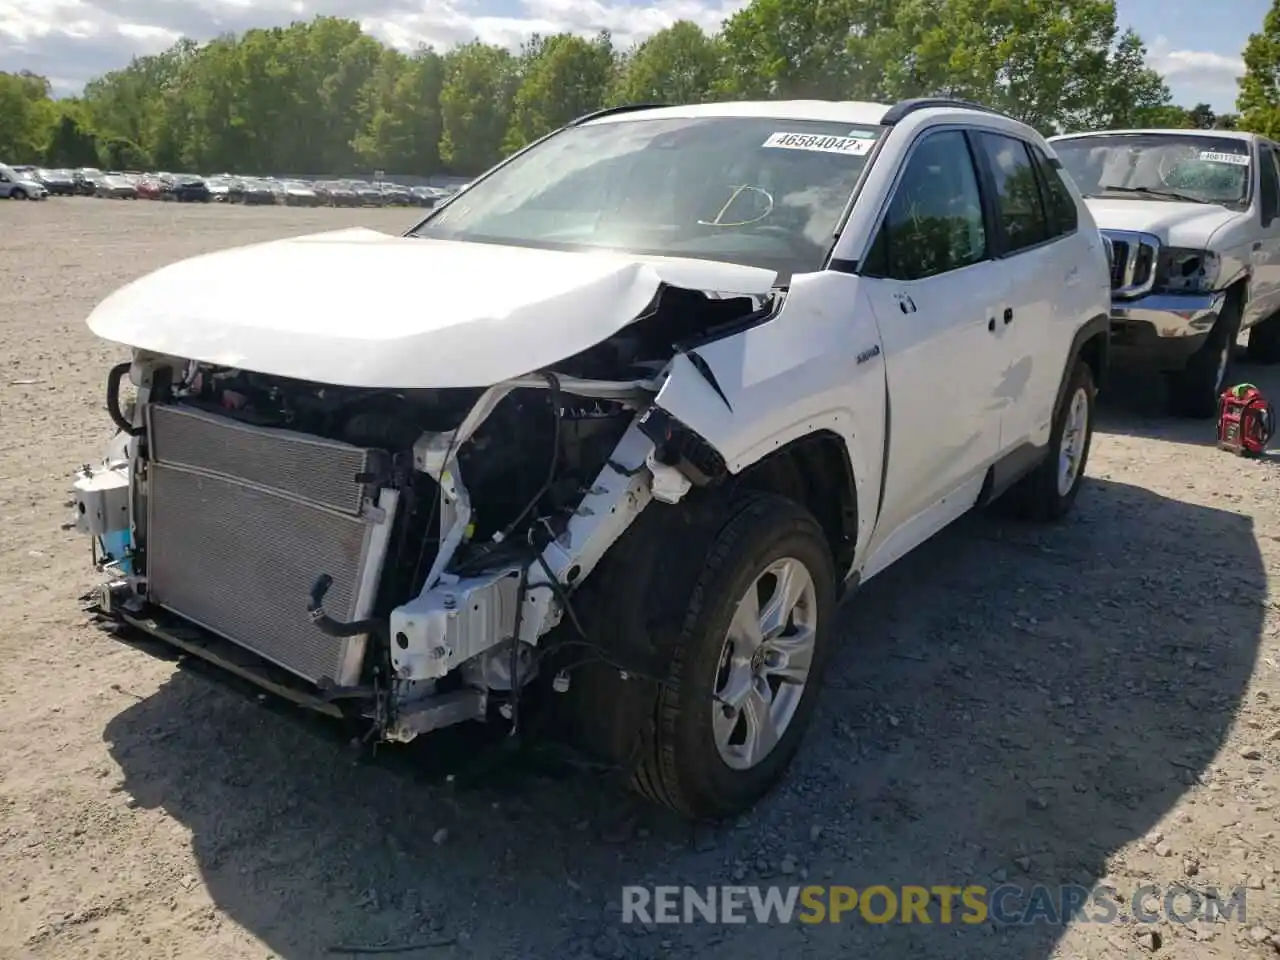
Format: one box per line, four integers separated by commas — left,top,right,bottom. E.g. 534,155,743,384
970,130,1080,449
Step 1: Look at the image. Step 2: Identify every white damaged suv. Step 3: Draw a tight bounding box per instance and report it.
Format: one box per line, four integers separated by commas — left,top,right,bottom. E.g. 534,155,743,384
71,98,1110,819
1049,128,1280,416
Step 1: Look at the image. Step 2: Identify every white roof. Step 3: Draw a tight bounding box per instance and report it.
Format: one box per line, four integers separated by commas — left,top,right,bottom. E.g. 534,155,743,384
1050,128,1258,144
583,100,893,127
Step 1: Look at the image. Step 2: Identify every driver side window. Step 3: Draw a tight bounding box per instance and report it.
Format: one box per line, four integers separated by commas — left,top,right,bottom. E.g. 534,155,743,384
862,130,988,282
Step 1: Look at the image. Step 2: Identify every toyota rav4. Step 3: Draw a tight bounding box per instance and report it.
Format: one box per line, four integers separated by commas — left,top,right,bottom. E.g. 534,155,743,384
71,98,1110,819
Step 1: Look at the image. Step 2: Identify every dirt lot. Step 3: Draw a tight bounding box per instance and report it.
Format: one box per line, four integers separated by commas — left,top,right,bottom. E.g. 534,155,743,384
1,198,1279,960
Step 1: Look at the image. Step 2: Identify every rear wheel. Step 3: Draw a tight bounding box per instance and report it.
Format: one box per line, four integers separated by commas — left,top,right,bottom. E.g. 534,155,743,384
1007,360,1096,522
1169,294,1242,417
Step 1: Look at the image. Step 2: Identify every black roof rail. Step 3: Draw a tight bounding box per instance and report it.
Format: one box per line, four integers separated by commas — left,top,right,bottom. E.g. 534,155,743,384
880,97,1008,126
569,103,668,126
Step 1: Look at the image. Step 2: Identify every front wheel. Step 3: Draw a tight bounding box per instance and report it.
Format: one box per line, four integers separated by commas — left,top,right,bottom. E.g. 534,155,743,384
1169,295,1242,417
628,492,836,819
10,188,26,200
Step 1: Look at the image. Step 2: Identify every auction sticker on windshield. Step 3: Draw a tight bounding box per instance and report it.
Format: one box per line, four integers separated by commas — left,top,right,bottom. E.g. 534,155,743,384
1199,151,1250,165
763,132,874,156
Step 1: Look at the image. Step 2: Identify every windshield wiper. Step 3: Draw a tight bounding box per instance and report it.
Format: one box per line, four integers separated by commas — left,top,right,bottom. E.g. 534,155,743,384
1093,184,1211,204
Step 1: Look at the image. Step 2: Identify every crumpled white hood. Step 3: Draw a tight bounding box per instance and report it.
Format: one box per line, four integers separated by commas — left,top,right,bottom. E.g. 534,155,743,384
1083,198,1242,247
86,227,777,388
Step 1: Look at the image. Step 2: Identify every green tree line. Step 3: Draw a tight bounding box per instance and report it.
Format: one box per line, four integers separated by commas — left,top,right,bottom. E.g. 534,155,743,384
0,0,1263,177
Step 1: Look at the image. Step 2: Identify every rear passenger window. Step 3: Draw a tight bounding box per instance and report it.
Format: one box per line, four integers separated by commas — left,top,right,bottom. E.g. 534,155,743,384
1031,145,1078,236
862,129,987,282
977,132,1051,253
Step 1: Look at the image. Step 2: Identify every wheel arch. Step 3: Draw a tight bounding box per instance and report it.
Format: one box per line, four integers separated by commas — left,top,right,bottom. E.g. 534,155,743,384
733,430,860,581
1057,312,1110,419
637,401,864,585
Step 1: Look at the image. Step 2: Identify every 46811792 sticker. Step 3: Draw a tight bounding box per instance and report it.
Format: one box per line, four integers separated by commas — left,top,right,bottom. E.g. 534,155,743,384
763,132,875,156
1198,151,1250,166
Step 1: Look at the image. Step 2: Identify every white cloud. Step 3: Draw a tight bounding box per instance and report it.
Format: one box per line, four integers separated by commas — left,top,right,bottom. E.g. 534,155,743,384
1146,35,1246,113
0,0,748,96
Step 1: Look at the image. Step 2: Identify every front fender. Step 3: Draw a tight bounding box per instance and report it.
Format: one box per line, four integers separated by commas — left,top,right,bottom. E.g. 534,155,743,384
651,270,887,562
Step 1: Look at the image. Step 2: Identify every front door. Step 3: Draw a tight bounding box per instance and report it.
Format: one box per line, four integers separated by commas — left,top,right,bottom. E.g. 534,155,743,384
858,128,1007,546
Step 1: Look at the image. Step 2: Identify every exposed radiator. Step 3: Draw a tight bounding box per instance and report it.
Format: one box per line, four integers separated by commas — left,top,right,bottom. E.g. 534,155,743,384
144,404,398,687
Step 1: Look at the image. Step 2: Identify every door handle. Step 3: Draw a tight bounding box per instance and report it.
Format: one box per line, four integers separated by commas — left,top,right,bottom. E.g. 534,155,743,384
1003,307,1014,325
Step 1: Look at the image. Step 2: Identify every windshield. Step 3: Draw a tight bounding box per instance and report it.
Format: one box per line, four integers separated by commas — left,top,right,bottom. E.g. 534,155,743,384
409,116,883,279
1053,133,1252,207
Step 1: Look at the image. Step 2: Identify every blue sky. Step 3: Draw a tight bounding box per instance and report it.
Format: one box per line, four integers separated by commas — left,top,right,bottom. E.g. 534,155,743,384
0,0,1261,112
1121,0,1259,112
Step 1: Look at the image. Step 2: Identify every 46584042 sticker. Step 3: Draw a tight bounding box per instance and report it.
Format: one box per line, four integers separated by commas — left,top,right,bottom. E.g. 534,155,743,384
763,132,875,156
1198,151,1250,166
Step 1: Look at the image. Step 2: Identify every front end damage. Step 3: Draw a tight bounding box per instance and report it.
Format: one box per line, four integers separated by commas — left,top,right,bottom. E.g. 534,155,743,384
71,287,761,744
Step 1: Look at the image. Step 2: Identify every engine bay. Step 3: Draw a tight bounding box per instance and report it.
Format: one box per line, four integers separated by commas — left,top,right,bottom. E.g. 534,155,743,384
75,280,767,742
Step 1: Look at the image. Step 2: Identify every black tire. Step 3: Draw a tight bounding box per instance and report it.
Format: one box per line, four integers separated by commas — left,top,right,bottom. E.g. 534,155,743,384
559,491,837,820
11,188,26,200
1007,360,1096,522
1169,295,1242,417
1247,314,1280,364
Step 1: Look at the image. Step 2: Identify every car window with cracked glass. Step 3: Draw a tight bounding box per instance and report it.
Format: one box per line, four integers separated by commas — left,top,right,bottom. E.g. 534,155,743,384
409,117,883,282
1052,132,1253,209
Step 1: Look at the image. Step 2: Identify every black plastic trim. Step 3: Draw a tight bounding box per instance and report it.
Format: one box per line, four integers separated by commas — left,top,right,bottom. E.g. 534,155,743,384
821,125,894,270
872,389,892,535
106,362,141,436
1057,313,1111,414
636,405,727,485
112,609,348,718
880,97,1008,126
569,103,667,126
979,442,1047,506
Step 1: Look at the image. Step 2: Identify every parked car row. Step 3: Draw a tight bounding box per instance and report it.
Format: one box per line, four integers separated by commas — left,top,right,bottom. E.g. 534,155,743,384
4,165,459,207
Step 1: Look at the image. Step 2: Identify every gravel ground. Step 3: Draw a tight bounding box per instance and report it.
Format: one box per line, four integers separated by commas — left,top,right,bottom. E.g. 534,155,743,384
2,198,1280,960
